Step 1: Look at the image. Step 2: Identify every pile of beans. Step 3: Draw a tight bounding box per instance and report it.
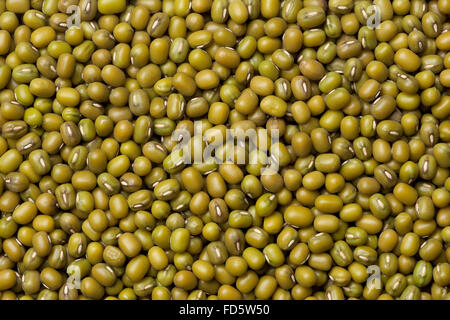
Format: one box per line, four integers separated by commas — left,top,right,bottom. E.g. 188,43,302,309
0,0,449,300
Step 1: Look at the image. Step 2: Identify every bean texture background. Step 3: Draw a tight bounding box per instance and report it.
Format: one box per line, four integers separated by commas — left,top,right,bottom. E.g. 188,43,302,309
0,0,448,301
